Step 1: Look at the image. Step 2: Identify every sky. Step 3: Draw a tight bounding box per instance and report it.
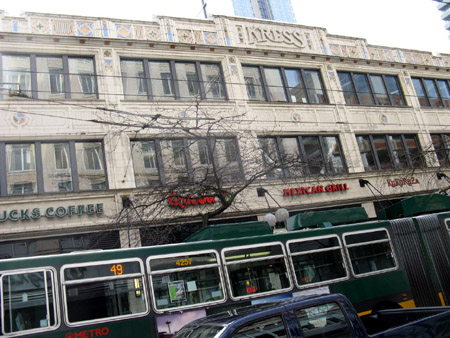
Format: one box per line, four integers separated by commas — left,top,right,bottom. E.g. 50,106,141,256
1,0,449,55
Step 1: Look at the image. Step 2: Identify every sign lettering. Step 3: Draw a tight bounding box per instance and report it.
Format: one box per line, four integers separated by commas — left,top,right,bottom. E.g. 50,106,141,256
283,183,350,197
386,176,420,188
239,25,306,48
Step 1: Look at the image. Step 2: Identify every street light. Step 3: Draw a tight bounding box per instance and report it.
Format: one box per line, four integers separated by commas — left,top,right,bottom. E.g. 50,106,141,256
257,188,289,227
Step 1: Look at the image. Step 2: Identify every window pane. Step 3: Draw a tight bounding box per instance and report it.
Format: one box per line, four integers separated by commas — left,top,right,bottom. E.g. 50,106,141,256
285,69,308,103
121,60,147,100
2,55,31,96
345,230,396,275
372,136,393,170
68,58,97,99
65,277,146,323
385,76,405,106
264,68,287,102
432,134,450,166
296,303,353,338
161,140,188,184
151,267,224,310
200,64,225,100
2,271,57,334
259,138,283,179
281,137,303,177
404,135,423,168
176,63,200,99
42,143,73,193
412,78,429,106
6,144,37,195
370,75,389,105
387,135,408,169
216,138,242,182
354,74,374,105
322,137,345,174
290,239,347,286
75,142,106,190
357,136,377,171
303,70,327,103
149,61,175,100
36,57,65,99
437,80,450,107
131,141,160,187
233,316,287,338
424,79,443,107
337,72,358,105
303,136,324,175
243,66,265,101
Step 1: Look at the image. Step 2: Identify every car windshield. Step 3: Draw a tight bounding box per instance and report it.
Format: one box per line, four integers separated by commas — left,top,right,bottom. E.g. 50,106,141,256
174,325,224,338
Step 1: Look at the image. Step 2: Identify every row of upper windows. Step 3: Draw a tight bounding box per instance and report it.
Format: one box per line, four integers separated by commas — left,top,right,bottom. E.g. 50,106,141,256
0,133,447,196
1,54,449,107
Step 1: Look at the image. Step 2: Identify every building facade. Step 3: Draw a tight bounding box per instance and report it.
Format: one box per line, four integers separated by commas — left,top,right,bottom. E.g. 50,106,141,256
0,10,450,258
232,0,297,23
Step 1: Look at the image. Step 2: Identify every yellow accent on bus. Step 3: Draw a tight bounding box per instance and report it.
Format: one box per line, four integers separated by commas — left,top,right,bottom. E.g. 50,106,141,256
439,293,446,306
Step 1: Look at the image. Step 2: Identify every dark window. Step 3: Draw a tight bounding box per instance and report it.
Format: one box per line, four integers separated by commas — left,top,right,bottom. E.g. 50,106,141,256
233,316,287,338
356,134,424,171
242,66,327,104
412,77,450,107
337,71,405,106
431,134,450,166
259,135,346,179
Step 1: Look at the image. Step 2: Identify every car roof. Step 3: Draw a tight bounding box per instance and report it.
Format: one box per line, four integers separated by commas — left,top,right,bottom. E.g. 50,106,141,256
186,293,340,327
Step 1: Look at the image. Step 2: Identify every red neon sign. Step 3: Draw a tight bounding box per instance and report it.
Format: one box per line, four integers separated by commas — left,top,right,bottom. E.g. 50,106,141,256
65,327,110,338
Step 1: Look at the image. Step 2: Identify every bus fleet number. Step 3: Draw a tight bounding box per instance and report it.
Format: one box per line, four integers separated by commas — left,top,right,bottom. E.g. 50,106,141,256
110,264,123,275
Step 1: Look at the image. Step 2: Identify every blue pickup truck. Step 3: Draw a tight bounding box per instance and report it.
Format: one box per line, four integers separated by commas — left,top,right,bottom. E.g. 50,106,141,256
174,294,450,338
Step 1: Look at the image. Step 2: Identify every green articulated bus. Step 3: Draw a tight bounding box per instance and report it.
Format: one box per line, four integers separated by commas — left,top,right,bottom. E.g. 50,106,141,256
0,193,449,338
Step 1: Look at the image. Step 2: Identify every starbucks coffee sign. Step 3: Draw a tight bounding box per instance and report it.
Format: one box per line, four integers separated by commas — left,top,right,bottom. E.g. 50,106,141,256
0,203,104,222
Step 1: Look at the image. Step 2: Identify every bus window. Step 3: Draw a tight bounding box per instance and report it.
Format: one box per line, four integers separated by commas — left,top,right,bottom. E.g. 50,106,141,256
62,259,147,325
148,251,225,312
288,236,348,287
223,243,291,300
1,269,58,335
445,219,450,235
343,229,397,277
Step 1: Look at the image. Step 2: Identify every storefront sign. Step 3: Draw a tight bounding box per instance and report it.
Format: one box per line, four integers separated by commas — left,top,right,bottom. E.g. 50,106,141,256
386,176,420,188
0,203,104,222
283,183,350,197
167,192,230,210
238,24,306,48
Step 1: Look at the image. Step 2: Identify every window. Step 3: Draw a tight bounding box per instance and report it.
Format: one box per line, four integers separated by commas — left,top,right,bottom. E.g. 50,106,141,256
131,141,160,187
2,54,97,100
242,66,327,104
150,61,175,99
201,64,226,100
62,260,147,324
412,77,450,107
233,316,287,338
121,60,147,100
259,135,346,179
356,134,424,171
76,142,106,190
343,229,397,276
6,144,37,195
42,142,73,193
223,243,291,299
148,251,225,312
337,72,405,106
134,137,243,187
295,302,354,338
288,236,348,287
431,134,450,166
1,269,58,335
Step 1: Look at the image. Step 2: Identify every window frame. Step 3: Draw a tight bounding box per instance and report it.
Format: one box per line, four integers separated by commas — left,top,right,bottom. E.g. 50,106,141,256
337,71,406,107
287,235,350,289
259,135,347,179
343,228,398,278
1,267,60,336
147,249,226,314
242,65,328,104
412,77,450,108
120,58,227,101
222,242,293,301
356,134,424,171
0,53,98,100
61,258,149,327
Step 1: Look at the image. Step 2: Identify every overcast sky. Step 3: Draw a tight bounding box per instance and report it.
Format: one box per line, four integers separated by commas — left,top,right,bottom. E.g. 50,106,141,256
2,0,449,54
